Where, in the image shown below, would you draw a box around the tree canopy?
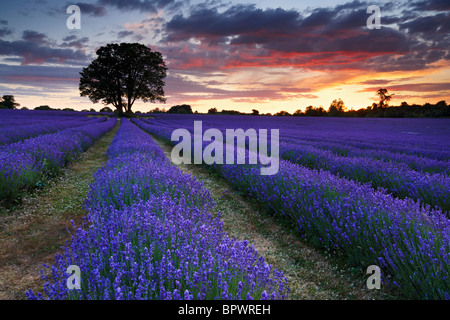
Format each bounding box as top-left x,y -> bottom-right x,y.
328,98 -> 346,116
376,88 -> 393,108
79,43 -> 167,115
0,95 -> 20,109
34,105 -> 52,111
167,104 -> 193,114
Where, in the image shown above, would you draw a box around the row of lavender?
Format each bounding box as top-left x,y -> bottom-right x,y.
140,115 -> 450,213
280,135 -> 450,175
0,109 -> 98,128
138,115 -> 450,172
0,117 -> 116,202
26,119 -> 289,300
140,115 -> 450,161
0,116 -> 106,146
279,142 -> 450,212
132,116 -> 450,299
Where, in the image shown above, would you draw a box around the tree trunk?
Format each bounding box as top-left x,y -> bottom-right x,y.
126,95 -> 133,114
116,102 -> 124,116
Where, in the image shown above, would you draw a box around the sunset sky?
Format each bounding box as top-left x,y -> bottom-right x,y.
0,0 -> 449,114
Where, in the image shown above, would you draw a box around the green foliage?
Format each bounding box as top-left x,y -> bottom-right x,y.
305,105 -> 326,116
34,105 -> 52,111
376,88 -> 393,108
274,110 -> 291,116
0,95 -> 20,109
167,104 -> 193,114
328,98 -> 346,117
79,42 -> 167,115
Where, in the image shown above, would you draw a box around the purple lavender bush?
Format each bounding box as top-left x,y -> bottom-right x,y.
0,117 -> 106,146
230,160 -> 450,298
0,117 -> 116,202
26,119 -> 289,300
137,115 -> 450,299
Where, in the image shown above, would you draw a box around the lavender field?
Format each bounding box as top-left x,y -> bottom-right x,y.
2,110 -> 450,300
133,114 -> 450,299
0,110 -> 116,203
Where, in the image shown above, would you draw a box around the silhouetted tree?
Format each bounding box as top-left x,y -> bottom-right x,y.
305,105 -> 326,116
328,98 -> 346,116
35,105 -> 52,110
79,43 -> 167,115
149,107 -> 164,113
208,108 -> 217,114
220,110 -> 242,115
436,100 -> 447,108
0,95 -> 20,109
252,109 -> 259,115
376,88 -> 393,108
167,104 -> 193,114
275,110 -> 291,116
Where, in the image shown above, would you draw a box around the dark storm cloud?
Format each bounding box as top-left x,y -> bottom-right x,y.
63,35 -> 77,42
0,19 -> 12,38
165,2 -> 410,53
161,1 -> 449,72
22,30 -> 49,43
61,36 -> 90,49
165,4 -> 301,43
0,63 -> 81,88
399,12 -> 450,35
165,3 -> 395,52
64,2 -> 107,17
97,0 -> 183,13
411,0 -> 450,11
117,30 -> 134,38
74,2 -> 107,16
333,0 -> 369,11
0,28 -> 12,38
0,39 -> 89,65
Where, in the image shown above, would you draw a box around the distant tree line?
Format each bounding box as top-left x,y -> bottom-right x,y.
33,105 -> 94,112
167,104 -> 193,114
200,100 -> 449,118
268,101 -> 449,118
269,100 -> 449,118
2,88 -> 449,118
201,89 -> 450,118
0,95 -> 20,109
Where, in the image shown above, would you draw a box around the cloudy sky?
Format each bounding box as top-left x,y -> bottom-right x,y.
0,0 -> 449,113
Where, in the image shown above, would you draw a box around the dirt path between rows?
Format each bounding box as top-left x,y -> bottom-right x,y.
0,118 -> 392,300
0,121 -> 120,300
151,134 -> 390,300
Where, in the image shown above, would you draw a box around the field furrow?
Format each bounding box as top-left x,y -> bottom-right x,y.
0,120 -> 120,299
